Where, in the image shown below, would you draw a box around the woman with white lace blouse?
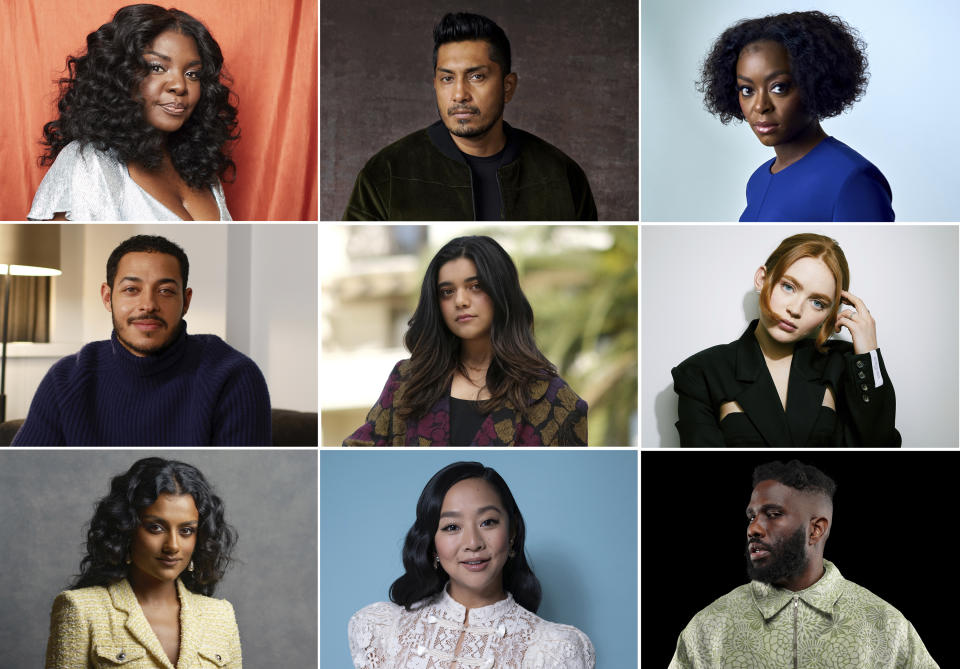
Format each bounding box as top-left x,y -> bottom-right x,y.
348,461 -> 596,669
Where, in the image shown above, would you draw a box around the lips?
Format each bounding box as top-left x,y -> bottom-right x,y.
456,314 -> 476,322
748,542 -> 771,561
159,102 -> 187,115
131,319 -> 164,331
156,556 -> 181,568
777,319 -> 797,333
753,122 -> 779,134
460,558 -> 490,571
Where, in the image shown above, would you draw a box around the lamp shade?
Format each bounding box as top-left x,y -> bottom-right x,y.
0,224 -> 62,276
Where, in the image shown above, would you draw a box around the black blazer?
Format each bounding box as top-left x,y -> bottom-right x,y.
672,320 -> 900,447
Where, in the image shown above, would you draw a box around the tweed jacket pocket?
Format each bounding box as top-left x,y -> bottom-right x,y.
93,644 -> 148,666
198,646 -> 233,667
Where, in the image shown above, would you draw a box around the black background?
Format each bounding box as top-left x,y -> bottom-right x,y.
641,450 -> 955,667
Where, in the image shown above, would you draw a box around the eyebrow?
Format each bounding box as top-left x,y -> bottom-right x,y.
439,505 -> 503,519
142,515 -> 198,525
781,273 -> 833,304
437,65 -> 490,74
736,70 -> 791,84
437,275 -> 480,287
144,51 -> 202,68
119,276 -> 180,286
746,503 -> 786,517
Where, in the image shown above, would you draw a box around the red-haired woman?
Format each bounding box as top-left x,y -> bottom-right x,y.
672,233 -> 899,447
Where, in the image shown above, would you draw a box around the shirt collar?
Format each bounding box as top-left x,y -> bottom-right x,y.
751,559 -> 845,620
432,583 -> 516,626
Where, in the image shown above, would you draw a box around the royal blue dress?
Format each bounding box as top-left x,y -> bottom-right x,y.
740,137 -> 894,222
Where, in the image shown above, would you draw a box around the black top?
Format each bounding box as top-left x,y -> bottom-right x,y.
461,149 -> 505,221
449,396 -> 489,446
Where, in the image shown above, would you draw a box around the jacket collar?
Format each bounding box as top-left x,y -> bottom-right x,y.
732,320 -> 828,446
109,578 -> 202,669
426,119 -> 522,168
750,559 -> 845,621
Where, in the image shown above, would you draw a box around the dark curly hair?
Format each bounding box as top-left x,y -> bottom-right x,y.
698,11 -> 869,124
390,461 -> 542,613
40,4 -> 239,189
71,457 -> 237,596
752,460 -> 837,502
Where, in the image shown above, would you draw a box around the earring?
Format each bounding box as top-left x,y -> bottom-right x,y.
188,561 -> 194,572
125,556 -> 131,565
433,556 -> 440,571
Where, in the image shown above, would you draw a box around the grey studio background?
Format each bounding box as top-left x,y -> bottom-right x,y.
321,0 -> 638,221
642,0 -> 960,221
0,450 -> 317,667
641,225 -> 959,447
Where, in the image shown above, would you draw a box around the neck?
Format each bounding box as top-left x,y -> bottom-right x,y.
753,320 -> 796,362
447,581 -> 507,610
778,556 -> 826,592
772,120 -> 827,171
449,118 -> 507,157
460,337 -> 493,369
128,568 -> 179,606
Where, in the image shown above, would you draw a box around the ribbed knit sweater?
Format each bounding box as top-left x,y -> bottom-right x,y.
12,322 -> 271,446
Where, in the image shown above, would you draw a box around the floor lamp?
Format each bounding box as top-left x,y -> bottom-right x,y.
0,225 -> 62,424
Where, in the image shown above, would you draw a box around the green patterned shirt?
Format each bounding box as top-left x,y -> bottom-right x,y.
669,560 -> 939,669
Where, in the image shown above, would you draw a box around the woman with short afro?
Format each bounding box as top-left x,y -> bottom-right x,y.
698,11 -> 893,222
29,4 -> 238,221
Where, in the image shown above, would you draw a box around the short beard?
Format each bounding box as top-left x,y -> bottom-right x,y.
439,100 -> 505,139
746,525 -> 808,585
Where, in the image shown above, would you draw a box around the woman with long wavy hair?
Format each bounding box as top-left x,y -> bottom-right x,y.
29,4 -> 238,221
349,461 -> 595,668
45,457 -> 242,668
344,235 -> 587,446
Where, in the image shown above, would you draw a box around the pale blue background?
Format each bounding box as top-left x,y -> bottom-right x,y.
642,0 -> 960,221
320,450 -> 638,667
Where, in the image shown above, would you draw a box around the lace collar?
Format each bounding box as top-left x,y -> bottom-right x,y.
424,585 -> 517,626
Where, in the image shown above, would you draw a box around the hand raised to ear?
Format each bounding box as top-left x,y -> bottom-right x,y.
834,290 -> 877,354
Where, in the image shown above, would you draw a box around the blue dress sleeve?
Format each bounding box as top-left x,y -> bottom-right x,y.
833,167 -> 894,221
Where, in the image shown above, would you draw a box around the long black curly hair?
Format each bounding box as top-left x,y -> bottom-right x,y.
40,4 -> 239,189
697,11 -> 869,124
389,461 -> 542,613
71,457 -> 237,596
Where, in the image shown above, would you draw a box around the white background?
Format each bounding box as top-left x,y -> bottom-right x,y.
641,225 -> 959,447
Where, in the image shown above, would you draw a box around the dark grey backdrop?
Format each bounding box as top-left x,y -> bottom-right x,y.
0,449 -> 317,667
321,1 -> 638,221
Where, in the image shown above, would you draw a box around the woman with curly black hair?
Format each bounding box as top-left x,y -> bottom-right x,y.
698,11 -> 893,221
348,461 -> 595,668
29,4 -> 238,221
45,457 -> 242,668
343,235 -> 588,446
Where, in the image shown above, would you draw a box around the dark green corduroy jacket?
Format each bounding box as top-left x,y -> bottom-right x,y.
343,121 -> 598,221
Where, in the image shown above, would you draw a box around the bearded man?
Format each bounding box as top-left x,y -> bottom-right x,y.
342,12 -> 597,221
669,460 -> 938,668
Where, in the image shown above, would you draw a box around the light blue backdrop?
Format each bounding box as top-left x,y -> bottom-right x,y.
642,0 -> 960,221
320,450 -> 638,667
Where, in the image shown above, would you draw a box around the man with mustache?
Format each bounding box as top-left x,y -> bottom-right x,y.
669,460 -> 938,669
12,235 -> 271,446
343,12 -> 597,221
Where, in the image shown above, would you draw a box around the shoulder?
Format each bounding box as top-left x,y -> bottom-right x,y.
674,339 -> 738,379
681,583 -> 755,633
185,589 -> 238,621
348,601 -> 404,654
41,340 -> 110,383
360,128 -> 435,172
533,375 -> 587,412
187,334 -> 264,374
51,585 -> 113,621
836,577 -> 912,626
522,610 -> 596,667
29,141 -> 124,220
511,128 -> 588,175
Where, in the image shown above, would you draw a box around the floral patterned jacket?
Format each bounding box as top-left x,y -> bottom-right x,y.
343,360 -> 588,446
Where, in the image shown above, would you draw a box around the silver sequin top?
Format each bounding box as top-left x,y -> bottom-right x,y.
28,140 -> 232,221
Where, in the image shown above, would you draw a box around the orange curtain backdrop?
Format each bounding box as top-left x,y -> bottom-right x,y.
0,0 -> 317,221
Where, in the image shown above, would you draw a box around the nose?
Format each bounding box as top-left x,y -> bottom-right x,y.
747,516 -> 765,540
166,70 -> 187,96
752,88 -> 773,115
139,290 -> 159,313
163,532 -> 180,553
452,77 -> 470,103
463,524 -> 484,551
455,287 -> 471,308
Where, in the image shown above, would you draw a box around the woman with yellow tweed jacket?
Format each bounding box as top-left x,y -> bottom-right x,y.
45,458 -> 242,668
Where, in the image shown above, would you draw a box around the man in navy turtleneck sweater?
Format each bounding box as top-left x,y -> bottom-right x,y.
12,235 -> 271,446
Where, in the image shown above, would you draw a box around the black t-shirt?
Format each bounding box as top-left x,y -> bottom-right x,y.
449,396 -> 489,446
461,149 -> 505,221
